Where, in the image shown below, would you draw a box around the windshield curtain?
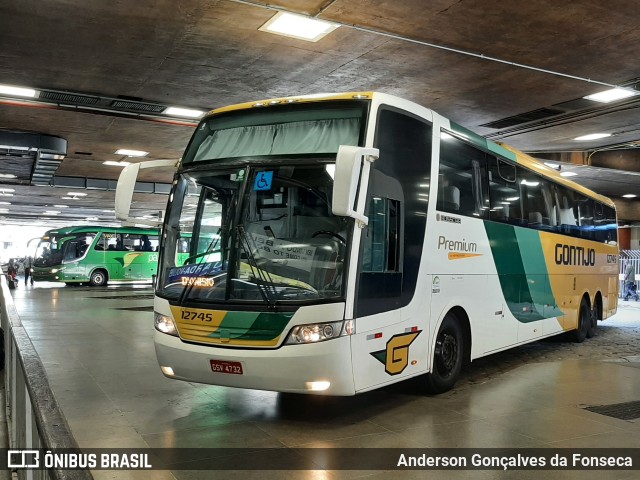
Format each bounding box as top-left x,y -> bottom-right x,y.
183,103 -> 366,164
193,118 -> 360,161
158,164 -> 349,305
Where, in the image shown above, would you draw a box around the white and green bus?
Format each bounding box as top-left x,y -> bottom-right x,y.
32,225 -> 160,286
116,92 -> 619,395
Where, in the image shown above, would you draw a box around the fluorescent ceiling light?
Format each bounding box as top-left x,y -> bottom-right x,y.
583,88 -> 638,103
623,194 -> 637,198
0,84 -> 37,98
0,188 -> 15,193
0,173 -> 17,178
574,133 -> 611,141
44,210 -> 60,215
0,201 -> 10,205
53,204 -> 69,208
259,12 -> 339,42
67,191 -> 87,197
115,149 -> 148,157
164,107 -> 204,118
103,160 -> 131,167
560,171 -> 578,177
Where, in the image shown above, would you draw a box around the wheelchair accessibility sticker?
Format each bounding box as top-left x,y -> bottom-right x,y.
254,171 -> 274,191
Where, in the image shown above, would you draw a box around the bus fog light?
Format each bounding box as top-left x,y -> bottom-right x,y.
160,366 -> 175,376
306,381 -> 330,391
285,320 -> 346,345
154,312 -> 179,337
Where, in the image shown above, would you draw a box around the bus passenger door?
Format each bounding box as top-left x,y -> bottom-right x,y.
352,190 -> 427,391
349,106 -> 433,392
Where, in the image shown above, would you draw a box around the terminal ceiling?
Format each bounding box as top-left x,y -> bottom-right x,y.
1,0 -> 640,226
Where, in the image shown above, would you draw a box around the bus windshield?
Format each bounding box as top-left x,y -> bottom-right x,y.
34,232 -> 96,267
158,163 -> 349,305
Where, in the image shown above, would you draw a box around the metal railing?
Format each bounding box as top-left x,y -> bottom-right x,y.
1,279 -> 93,480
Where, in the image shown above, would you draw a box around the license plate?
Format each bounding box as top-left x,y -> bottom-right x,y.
210,359 -> 243,375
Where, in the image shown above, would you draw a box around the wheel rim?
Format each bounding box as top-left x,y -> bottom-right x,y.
93,273 -> 104,284
435,331 -> 458,377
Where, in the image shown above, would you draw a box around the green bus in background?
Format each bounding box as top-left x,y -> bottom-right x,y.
32,226 -> 160,286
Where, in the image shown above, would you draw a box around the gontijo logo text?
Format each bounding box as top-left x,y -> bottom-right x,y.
554,244 -> 595,266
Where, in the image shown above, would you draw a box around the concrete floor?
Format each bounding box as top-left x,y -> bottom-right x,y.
6,281 -> 640,480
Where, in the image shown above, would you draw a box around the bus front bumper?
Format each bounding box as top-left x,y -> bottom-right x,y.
32,269 -> 61,282
154,332 -> 356,395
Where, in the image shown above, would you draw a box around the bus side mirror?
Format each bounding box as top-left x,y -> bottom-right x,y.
332,146 -> 379,226
115,159 -> 179,226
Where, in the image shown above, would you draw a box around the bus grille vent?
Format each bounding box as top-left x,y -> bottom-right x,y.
584,400 -> 640,420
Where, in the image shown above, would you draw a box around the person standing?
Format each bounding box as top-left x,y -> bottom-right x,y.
24,255 -> 34,286
7,259 -> 18,289
623,263 -> 638,301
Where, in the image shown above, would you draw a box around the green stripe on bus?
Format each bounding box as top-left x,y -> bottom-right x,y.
486,142 -> 517,162
209,311 -> 292,341
514,228 -> 563,318
484,222 -> 546,322
236,312 -> 294,341
208,311 -> 259,339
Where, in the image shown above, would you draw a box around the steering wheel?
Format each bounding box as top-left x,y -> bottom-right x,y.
312,231 -> 346,245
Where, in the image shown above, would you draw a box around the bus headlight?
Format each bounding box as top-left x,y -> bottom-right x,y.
285,320 -> 354,345
154,312 -> 179,337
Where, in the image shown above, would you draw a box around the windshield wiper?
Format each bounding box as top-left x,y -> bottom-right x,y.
236,225 -> 277,307
182,229 -> 221,266
178,229 -> 223,304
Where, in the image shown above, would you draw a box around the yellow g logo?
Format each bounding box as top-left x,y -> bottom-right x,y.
371,331 -> 421,375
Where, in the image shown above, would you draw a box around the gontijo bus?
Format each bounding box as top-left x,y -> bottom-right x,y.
116,92 -> 618,395
32,225 -> 160,286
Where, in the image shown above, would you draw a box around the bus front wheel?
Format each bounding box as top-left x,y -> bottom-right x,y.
425,312 -> 463,394
89,269 -> 107,287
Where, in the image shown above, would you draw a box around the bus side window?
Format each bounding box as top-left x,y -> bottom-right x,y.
594,202 -> 617,244
362,197 -> 400,273
519,167 -> 556,230
437,133 -> 488,218
554,185 -> 580,237
578,198 -> 595,240
488,158 -> 522,225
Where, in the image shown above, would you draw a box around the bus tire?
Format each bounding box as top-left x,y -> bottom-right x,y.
425,312 -> 463,394
570,298 -> 589,343
89,269 -> 107,287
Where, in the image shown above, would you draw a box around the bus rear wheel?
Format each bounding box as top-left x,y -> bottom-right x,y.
89,269 -> 107,287
570,298 -> 589,343
425,312 -> 463,394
